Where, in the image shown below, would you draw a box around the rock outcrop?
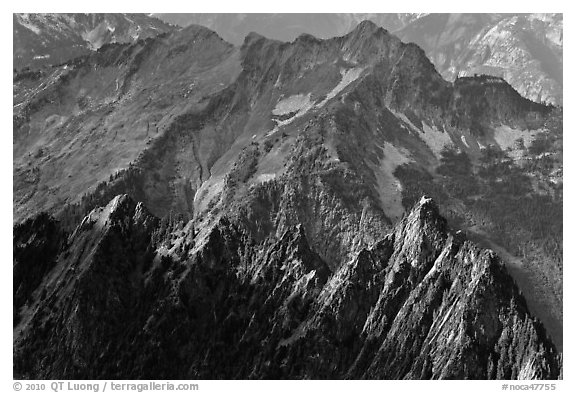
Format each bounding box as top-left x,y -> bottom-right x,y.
13,196 -> 561,379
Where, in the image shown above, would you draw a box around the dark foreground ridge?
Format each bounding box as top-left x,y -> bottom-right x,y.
13,195 -> 561,379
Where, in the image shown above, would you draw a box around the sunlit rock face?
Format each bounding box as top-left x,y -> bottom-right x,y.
13,194 -> 561,379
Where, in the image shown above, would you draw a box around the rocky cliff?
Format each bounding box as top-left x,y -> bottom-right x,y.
13,195 -> 561,379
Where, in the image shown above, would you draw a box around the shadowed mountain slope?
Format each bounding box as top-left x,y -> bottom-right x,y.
13,195 -> 561,379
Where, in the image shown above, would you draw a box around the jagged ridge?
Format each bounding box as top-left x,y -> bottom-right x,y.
13,195 -> 561,379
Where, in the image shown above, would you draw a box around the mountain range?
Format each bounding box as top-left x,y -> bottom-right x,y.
13,13 -> 174,70
154,13 -> 563,105
15,13 -> 562,105
13,16 -> 562,379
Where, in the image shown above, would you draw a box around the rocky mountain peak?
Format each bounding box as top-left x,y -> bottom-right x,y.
13,192 -> 561,379
416,194 -> 436,210
294,32 -> 322,44
395,196 -> 447,247
243,31 -> 266,45
177,23 -> 225,42
337,19 -> 403,64
73,194 -> 157,240
350,19 -> 384,37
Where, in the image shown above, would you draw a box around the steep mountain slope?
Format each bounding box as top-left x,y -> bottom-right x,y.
395,13 -> 563,105
14,24 -> 242,223
13,20 -> 551,226
13,195 -> 561,379
13,13 -> 176,70
13,21 -> 562,378
393,109 -> 563,351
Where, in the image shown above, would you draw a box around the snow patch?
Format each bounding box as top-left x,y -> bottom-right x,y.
268,93 -> 315,136
274,74 -> 282,88
391,110 -> 420,134
493,125 -> 540,151
255,173 -> 276,183
419,122 -> 453,157
372,143 -> 413,222
316,67 -> 364,108
193,178 -> 224,213
17,15 -> 41,34
493,125 -> 542,160
272,93 -> 313,116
